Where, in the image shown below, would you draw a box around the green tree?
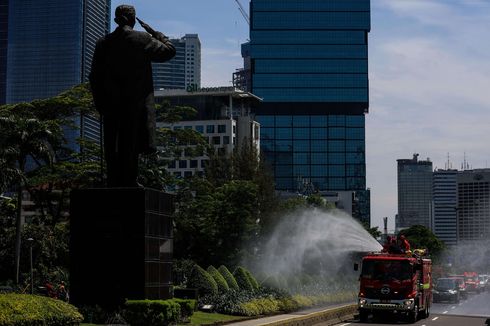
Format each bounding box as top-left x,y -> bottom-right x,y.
398,225 -> 445,259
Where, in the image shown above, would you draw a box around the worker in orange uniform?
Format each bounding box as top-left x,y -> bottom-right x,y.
397,235 -> 411,253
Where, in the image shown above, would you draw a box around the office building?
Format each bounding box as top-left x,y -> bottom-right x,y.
4,0 -> 110,149
396,154 -> 433,230
433,169 -> 458,246
153,34 -> 201,90
0,0 -> 7,105
247,0 -> 371,222
457,169 -> 490,242
155,87 -> 261,178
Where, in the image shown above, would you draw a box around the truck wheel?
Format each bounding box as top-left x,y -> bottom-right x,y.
359,309 -> 369,323
420,303 -> 429,319
408,305 -> 418,323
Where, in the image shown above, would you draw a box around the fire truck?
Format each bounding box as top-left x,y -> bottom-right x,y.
355,250 -> 432,323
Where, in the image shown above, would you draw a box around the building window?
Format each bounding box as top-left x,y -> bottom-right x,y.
223,136 -> 230,145
184,126 -> 192,130
174,172 -> 182,178
218,147 -> 227,155
201,160 -> 208,168
179,160 -> 187,168
206,125 -> 215,133
168,161 -> 176,169
190,160 -> 198,168
218,124 -> 226,133
212,136 -> 221,145
233,125 -> 236,134
195,125 -> 204,133
184,171 -> 193,178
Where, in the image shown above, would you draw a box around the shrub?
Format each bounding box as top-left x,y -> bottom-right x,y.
0,294 -> 83,326
77,304 -> 111,324
187,265 -> 218,296
123,300 -> 180,326
218,265 -> 239,290
207,266 -> 230,293
244,269 -> 259,290
171,298 -> 196,320
233,267 -> 254,291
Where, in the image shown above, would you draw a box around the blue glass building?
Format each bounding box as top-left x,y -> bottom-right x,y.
0,0 -> 8,105
248,0 -> 370,221
4,0 -> 110,149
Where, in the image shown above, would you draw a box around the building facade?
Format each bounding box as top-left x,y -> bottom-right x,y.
457,169 -> 490,242
155,87 -> 261,178
396,154 -> 433,231
433,169 -> 458,246
5,0 -> 110,103
247,0 -> 371,222
152,34 -> 201,90
0,0 -> 8,105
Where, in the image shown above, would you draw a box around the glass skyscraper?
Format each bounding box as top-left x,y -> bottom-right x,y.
0,0 -> 9,105
4,0 -> 110,150
5,0 -> 110,103
152,34 -> 201,90
248,0 -> 370,220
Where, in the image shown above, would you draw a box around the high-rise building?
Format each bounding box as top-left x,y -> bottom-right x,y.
6,0 -> 110,103
457,169 -> 490,242
396,154 -> 433,231
152,34 -> 201,90
247,0 -> 370,221
0,0 -> 8,105
4,0 -> 110,149
433,169 -> 458,246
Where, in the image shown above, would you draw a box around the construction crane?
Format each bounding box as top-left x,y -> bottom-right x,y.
234,0 -> 250,25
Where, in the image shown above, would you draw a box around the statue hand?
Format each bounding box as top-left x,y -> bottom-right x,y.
136,17 -> 156,35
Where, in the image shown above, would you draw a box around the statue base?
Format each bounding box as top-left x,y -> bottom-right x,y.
70,187 -> 174,306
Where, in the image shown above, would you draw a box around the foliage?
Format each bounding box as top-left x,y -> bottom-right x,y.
171,298 -> 196,319
243,269 -> 259,291
186,311 -> 244,325
186,265 -> 218,297
217,265 -> 239,291
172,259 -> 196,286
362,222 -> 382,240
233,267 -> 255,292
206,266 -> 229,293
123,299 -> 181,326
398,225 -> 446,259
0,294 -> 83,326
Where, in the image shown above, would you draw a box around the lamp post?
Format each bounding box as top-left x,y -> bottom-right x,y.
27,238 -> 34,294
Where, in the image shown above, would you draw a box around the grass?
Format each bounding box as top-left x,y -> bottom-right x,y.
181,311 -> 246,325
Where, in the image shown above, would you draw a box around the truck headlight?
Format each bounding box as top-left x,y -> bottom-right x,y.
404,299 -> 413,306
359,298 -> 367,306
449,290 -> 457,294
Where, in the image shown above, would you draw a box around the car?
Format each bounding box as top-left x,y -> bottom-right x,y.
447,276 -> 467,299
479,275 -> 489,292
433,278 -> 460,303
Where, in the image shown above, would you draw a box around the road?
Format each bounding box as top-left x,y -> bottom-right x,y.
327,290 -> 490,325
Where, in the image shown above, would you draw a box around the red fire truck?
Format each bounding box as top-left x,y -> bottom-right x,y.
356,251 -> 432,323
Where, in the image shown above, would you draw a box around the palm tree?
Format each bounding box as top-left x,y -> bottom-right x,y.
0,113 -> 61,284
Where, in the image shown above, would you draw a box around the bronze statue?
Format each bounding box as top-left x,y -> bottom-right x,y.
89,5 -> 176,187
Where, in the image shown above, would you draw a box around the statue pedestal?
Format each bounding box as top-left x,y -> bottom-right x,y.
70,188 -> 174,306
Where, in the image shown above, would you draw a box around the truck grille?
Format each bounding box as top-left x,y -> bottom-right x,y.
365,288 -> 409,300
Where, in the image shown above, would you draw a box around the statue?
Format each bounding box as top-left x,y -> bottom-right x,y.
89,5 -> 176,187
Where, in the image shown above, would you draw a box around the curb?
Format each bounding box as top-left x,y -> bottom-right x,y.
254,304 -> 357,326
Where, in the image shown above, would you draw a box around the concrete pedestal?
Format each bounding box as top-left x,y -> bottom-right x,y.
70,188 -> 173,306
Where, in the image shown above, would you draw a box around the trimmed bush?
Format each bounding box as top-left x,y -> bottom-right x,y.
0,294 -> 83,326
233,267 -> 254,291
207,266 -> 230,293
187,265 -> 218,296
123,300 -> 180,326
244,269 -> 259,290
218,265 -> 239,290
171,298 -> 196,319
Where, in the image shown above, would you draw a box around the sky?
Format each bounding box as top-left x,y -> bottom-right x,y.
110,0 -> 490,231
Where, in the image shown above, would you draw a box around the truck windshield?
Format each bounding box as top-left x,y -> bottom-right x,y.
361,260 -> 412,281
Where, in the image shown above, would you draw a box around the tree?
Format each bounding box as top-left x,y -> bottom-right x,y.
398,225 -> 445,260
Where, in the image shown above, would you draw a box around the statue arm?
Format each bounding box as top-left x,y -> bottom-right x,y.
143,33 -> 176,63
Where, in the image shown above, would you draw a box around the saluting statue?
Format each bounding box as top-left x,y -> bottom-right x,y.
89,5 -> 176,187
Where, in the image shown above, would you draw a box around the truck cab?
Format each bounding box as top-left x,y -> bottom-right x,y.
357,252 -> 432,323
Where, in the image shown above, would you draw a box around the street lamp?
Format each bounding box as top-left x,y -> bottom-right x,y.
26,238 -> 34,294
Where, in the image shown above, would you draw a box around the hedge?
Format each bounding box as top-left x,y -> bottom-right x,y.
207,266 -> 230,293
244,269 -> 259,290
233,267 -> 254,291
123,300 -> 179,326
187,265 -> 218,296
218,265 -> 239,290
0,294 -> 83,326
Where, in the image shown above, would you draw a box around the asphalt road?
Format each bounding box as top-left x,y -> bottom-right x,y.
327,290 -> 490,325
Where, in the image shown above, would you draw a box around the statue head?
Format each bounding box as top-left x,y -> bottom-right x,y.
114,5 -> 136,28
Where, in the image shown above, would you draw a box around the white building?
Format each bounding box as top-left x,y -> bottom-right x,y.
155,87 -> 261,178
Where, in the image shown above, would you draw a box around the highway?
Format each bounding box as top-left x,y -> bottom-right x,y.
328,290 -> 490,325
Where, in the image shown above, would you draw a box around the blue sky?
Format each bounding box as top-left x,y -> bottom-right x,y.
111,0 -> 490,231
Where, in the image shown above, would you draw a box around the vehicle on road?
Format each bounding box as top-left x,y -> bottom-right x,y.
478,275 -> 489,291
463,272 -> 481,293
356,249 -> 432,324
433,278 -> 460,303
447,276 -> 468,299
